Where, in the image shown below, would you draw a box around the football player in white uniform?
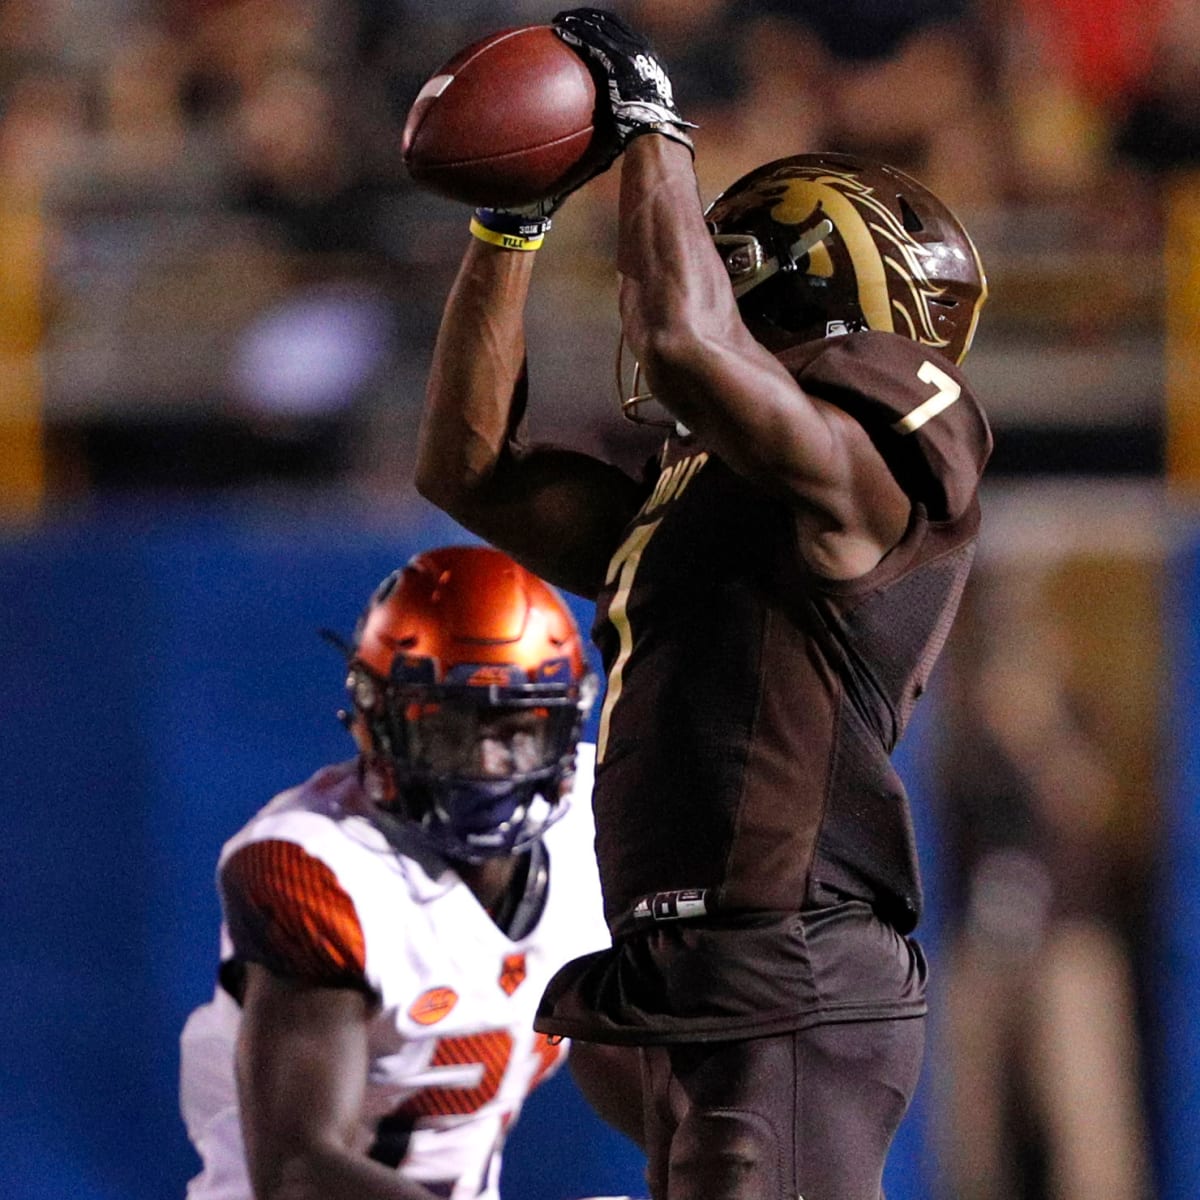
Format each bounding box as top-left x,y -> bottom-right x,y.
180,545 -> 639,1200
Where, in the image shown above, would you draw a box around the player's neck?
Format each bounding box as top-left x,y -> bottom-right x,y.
457,855 -> 523,920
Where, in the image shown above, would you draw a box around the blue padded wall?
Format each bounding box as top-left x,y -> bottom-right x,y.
0,498 -> 948,1200
1156,535 -> 1200,1200
0,498 -> 638,1200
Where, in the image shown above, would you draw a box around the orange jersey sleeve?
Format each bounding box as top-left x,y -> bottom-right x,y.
219,839 -> 369,989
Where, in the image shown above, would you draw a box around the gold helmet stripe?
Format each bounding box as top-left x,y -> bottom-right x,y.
955,230 -> 989,364
770,180 -> 896,334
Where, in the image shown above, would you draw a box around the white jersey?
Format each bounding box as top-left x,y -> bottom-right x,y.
180,746 -> 607,1200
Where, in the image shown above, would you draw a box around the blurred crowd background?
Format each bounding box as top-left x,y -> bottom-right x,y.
1,2 -> 1198,1200
1,0 -> 1196,499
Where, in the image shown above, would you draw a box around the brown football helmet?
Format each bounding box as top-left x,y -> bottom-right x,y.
346,545 -> 595,861
621,152 -> 987,425
706,152 -> 987,364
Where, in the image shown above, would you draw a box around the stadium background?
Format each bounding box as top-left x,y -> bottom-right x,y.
0,1 -> 1197,1198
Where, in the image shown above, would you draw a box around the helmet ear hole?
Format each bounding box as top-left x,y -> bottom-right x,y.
898,195 -> 924,233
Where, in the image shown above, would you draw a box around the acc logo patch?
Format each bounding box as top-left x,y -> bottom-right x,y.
498,953 -> 527,996
408,986 -> 458,1025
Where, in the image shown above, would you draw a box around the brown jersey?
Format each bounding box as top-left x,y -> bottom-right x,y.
536,332 -> 990,1043
535,336 -> 984,1041
590,331 -> 990,939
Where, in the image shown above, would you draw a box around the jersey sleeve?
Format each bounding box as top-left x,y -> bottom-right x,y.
219,838 -> 370,991
788,332 -> 992,521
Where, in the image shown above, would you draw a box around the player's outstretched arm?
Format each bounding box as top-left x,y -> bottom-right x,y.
236,964 -> 442,1200
550,8 -> 909,578
415,237 -> 646,599
616,136 -> 911,580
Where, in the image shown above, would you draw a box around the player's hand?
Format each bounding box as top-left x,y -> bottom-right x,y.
472,119 -> 626,236
470,173 -> 609,248
553,7 -> 696,154
483,174 -> 600,223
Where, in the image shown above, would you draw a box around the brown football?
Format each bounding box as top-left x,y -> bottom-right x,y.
401,25 -> 611,208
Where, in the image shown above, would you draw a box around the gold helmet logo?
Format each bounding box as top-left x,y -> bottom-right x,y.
772,167 -> 952,350
620,155 -> 988,424
707,154 -> 988,366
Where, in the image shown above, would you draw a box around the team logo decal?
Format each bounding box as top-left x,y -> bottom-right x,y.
765,165 -> 950,353
408,986 -> 459,1025
632,888 -> 709,922
498,952 -> 527,996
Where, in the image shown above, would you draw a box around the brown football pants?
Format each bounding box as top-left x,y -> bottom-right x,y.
641,1017 -> 925,1200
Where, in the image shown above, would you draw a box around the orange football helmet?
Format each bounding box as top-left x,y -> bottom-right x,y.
345,545 -> 596,861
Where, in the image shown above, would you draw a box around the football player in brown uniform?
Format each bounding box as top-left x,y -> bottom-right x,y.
415,9 -> 991,1200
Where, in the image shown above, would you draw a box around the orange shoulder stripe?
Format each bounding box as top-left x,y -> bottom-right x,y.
221,839 -> 367,981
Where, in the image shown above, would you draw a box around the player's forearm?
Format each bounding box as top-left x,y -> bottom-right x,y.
613,134 -> 790,451
614,136 -> 823,469
414,239 -> 536,517
616,135 -> 736,369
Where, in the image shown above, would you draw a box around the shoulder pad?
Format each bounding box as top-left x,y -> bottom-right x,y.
220,838 -> 369,988
783,333 -> 991,520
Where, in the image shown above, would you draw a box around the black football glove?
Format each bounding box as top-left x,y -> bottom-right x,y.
553,7 -> 696,154
471,156 -> 617,243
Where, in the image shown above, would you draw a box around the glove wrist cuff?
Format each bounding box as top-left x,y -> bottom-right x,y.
471,208 -> 552,250
626,123 -> 695,156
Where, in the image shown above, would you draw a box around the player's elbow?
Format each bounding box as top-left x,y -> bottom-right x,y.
414,458 -> 458,512
635,315 -> 731,424
414,456 -> 487,526
621,267 -> 732,367
637,319 -> 709,386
